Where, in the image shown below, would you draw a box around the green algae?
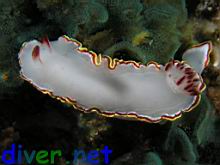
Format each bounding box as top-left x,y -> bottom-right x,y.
144,152 -> 163,165
96,0 -> 188,64
192,94 -> 216,146
164,126 -> 196,163
0,1 -> 220,164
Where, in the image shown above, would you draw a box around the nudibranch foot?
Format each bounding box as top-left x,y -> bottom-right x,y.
18,36 -> 212,123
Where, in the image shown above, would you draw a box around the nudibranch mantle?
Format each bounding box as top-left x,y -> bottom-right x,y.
18,36 -> 212,123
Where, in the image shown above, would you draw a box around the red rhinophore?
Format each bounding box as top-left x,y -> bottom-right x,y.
32,45 -> 40,60
40,37 -> 51,48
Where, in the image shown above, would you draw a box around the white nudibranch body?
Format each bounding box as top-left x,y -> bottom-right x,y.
18,36 -> 212,122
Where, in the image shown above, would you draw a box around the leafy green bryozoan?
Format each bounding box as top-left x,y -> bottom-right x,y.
1,1 -> 220,164
141,0 -> 187,63
95,0 -> 187,64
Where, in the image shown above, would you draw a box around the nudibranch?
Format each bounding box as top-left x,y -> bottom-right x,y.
18,36 -> 212,123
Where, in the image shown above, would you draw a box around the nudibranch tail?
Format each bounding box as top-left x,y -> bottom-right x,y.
182,42 -> 212,74
18,36 -> 211,123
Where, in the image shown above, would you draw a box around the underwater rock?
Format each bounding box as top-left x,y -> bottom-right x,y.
15,103 -> 80,155
212,42 -> 220,68
197,142 -> 219,164
181,10 -> 220,68
77,113 -> 111,146
194,18 -> 220,68
0,0 -> 27,37
0,36 -> 23,96
36,0 -> 63,9
18,36 -> 210,122
196,0 -> 220,18
208,86 -> 220,115
36,0 -> 79,36
0,127 -> 19,153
